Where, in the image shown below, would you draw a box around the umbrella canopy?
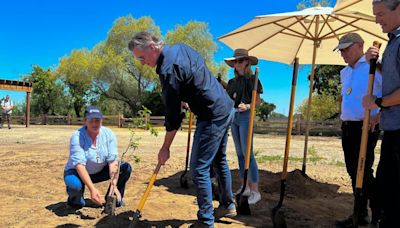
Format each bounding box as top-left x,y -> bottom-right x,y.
218,3 -> 387,175
334,0 -> 373,16
218,6 -> 386,65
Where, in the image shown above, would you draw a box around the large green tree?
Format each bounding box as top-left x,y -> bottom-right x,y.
256,100 -> 276,121
165,21 -> 229,80
25,65 -> 68,115
312,65 -> 343,98
58,49 -> 93,117
53,16 -> 233,116
91,17 -> 228,115
296,91 -> 339,120
90,15 -> 161,115
296,65 -> 343,119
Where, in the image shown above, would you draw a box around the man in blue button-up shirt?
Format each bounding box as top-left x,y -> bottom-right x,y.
363,0 -> 400,226
129,32 -> 235,227
64,106 -> 132,210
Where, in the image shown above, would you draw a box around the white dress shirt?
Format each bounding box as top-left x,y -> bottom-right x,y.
340,55 -> 382,121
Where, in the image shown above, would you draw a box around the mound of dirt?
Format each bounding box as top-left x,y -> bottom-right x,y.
267,169 -> 340,199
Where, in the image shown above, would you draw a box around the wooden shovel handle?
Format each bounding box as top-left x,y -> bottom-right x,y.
136,162 -> 162,211
244,67 -> 259,170
355,41 -> 381,189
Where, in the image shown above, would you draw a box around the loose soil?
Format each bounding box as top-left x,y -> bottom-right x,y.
0,125 -> 381,227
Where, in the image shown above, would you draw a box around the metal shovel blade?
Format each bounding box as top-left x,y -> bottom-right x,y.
236,194 -> 251,215
180,175 -> 189,189
104,195 -> 116,216
272,207 -> 287,228
129,210 -> 142,228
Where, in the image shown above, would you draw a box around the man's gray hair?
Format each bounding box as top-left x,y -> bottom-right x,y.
128,31 -> 163,50
373,0 -> 400,10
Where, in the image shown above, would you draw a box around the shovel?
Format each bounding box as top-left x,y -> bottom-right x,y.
105,137 -> 134,216
352,41 -> 381,228
235,67 -> 259,215
129,162 -> 162,228
104,184 -> 117,216
272,58 -> 299,228
105,162 -> 121,216
180,112 -> 193,189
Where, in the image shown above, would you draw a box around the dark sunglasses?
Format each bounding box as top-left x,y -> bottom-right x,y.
233,58 -> 247,64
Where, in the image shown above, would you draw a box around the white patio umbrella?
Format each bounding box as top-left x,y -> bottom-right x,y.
218,3 -> 387,175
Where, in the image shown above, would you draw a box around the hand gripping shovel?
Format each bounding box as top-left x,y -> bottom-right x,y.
236,67 -> 259,215
352,41 -> 381,228
129,162 -> 162,228
272,58 -> 299,228
180,111 -> 193,189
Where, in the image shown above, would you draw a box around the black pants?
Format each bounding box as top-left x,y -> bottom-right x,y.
341,121 -> 380,217
377,129 -> 400,227
0,113 -> 11,128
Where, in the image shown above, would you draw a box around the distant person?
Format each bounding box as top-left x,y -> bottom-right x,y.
224,49 -> 263,205
362,0 -> 400,227
1,95 -> 13,129
63,105 -> 132,210
333,33 -> 382,227
129,31 -> 236,228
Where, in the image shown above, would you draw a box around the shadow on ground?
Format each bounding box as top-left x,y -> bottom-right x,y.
95,211 -> 196,228
153,168 -> 352,227
46,199 -> 102,219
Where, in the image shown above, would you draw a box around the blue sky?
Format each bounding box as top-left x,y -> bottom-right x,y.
0,0 -> 329,115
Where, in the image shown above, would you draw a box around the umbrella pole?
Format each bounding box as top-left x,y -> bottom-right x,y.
302,17 -> 320,176
301,41 -> 318,176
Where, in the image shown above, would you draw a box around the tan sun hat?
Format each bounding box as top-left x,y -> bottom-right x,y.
333,32 -> 364,51
224,49 -> 259,67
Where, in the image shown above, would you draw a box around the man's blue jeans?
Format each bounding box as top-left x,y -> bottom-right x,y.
64,162 -> 132,207
231,110 -> 259,183
190,109 -> 235,227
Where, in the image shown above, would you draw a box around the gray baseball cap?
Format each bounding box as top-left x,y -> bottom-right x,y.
333,33 -> 364,51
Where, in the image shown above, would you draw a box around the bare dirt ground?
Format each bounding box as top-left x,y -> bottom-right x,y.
0,125 -> 381,228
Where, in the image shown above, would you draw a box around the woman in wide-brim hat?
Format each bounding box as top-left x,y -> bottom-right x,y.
224,48 -> 263,205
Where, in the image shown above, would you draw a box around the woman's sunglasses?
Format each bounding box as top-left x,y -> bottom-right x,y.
233,58 -> 247,64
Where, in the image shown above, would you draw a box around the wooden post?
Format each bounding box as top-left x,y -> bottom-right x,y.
119,114 -> 124,128
145,114 -> 149,130
296,116 -> 301,135
25,92 -> 30,127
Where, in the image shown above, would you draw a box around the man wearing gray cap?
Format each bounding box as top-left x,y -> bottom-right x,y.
334,33 -> 382,227
363,0 -> 400,227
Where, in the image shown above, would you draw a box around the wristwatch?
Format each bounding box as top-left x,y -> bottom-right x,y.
374,97 -> 386,109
